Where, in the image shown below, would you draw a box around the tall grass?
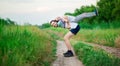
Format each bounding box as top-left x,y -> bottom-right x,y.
74,42 -> 120,66
0,25 -> 56,66
73,28 -> 120,47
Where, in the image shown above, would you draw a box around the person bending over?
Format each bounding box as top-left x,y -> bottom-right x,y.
50,9 -> 98,57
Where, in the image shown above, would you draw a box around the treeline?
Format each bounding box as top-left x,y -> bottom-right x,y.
65,0 -> 120,23
0,18 -> 16,25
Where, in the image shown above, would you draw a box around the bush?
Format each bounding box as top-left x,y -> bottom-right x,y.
40,23 -> 51,29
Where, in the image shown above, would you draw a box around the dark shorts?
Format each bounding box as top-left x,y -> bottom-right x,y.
70,25 -> 80,35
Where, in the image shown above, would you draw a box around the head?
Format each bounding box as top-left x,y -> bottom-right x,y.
50,20 -> 58,27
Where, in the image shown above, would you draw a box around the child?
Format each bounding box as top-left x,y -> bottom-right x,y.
50,9 -> 98,57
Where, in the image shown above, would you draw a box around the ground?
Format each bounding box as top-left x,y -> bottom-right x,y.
52,40 -> 84,66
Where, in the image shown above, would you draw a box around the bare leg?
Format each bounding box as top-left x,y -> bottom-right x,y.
64,31 -> 74,50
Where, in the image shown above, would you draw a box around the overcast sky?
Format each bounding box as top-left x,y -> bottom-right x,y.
0,0 -> 98,25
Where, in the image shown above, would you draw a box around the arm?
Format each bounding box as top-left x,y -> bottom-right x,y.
62,16 -> 71,29
55,16 -> 68,23
55,17 -> 61,21
55,16 -> 71,29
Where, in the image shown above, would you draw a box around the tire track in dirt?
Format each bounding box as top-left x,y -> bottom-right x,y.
82,42 -> 120,58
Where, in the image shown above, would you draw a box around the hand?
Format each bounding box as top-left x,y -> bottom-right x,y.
66,25 -> 71,29
55,17 -> 61,21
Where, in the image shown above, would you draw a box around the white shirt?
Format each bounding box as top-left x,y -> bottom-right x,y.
67,16 -> 78,29
70,23 -> 78,29
57,16 -> 78,29
65,22 -> 78,29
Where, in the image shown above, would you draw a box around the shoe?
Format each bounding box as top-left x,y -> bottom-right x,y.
94,8 -> 99,16
63,50 -> 74,57
63,50 -> 72,55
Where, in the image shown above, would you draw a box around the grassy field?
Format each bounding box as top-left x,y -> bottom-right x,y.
0,25 -> 56,66
74,42 -> 120,66
73,28 -> 120,47
0,22 -> 120,66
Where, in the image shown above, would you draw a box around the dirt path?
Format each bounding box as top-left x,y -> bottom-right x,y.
82,42 -> 120,58
52,40 -> 84,66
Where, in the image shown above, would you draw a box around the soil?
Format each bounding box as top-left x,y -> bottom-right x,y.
82,42 -> 120,58
52,40 -> 84,66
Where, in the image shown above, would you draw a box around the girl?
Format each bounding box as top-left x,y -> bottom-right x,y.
50,9 -> 98,57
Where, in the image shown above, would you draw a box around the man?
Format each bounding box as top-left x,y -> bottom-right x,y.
50,9 -> 98,57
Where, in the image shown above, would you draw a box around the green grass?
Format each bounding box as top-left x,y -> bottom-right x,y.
74,42 -> 120,66
76,21 -> 120,47
0,25 -> 56,66
73,28 -> 120,47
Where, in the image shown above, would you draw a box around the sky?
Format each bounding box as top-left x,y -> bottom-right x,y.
0,0 -> 98,25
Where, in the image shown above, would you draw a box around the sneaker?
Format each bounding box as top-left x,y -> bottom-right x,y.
63,50 -> 74,57
94,8 -> 99,16
63,50 -> 72,55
